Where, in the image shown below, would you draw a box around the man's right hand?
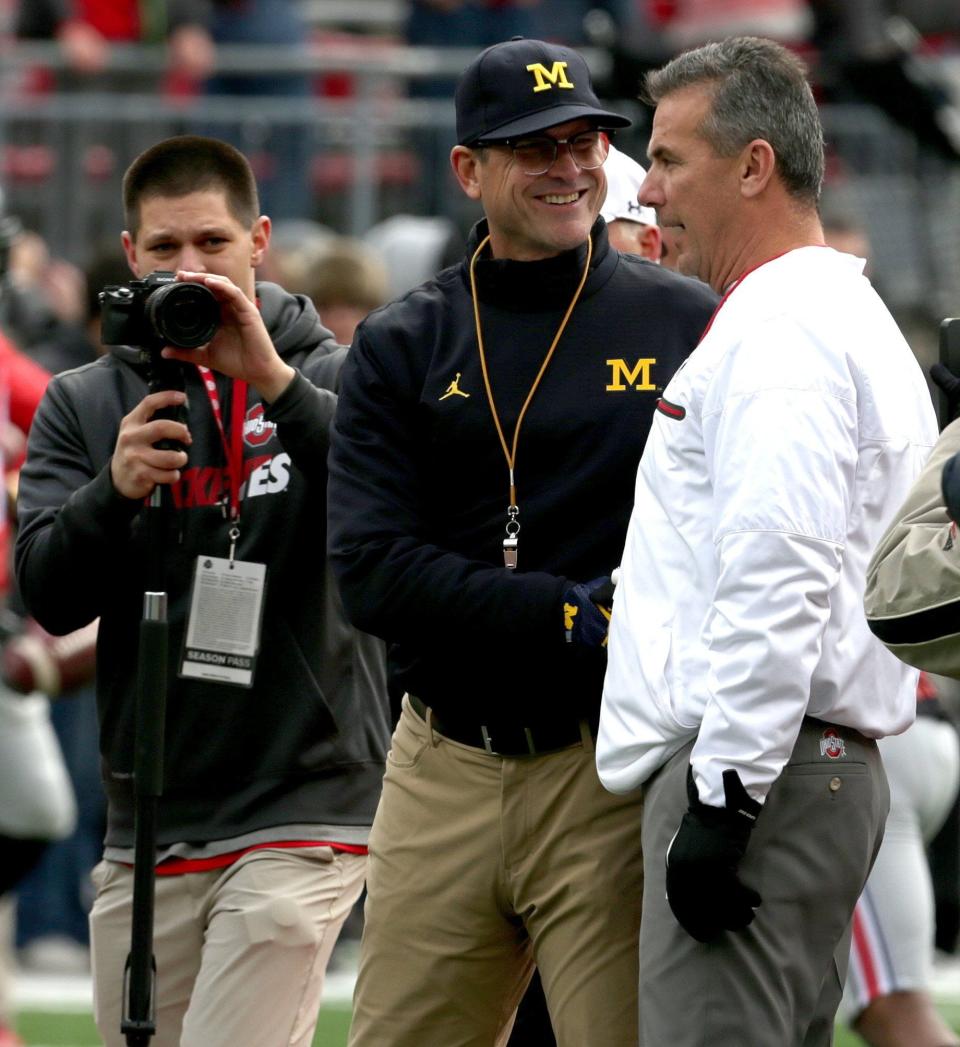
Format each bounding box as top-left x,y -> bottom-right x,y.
931,361 -> 960,427
110,390 -> 191,500
162,273 -> 296,404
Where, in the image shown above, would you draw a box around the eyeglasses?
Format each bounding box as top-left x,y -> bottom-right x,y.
482,130 -> 610,176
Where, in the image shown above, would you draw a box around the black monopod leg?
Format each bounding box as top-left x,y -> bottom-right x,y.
122,356 -> 183,1045
121,491 -> 169,1045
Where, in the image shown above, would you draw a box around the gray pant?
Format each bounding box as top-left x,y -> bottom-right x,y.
639,719 -> 889,1047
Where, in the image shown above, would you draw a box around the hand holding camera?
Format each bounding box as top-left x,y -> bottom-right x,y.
102,269 -> 296,501
161,272 -> 296,403
101,269 -> 295,403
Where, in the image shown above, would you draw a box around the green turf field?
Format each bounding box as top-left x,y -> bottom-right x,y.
12,1003 -> 960,1046
14,1003 -> 353,1046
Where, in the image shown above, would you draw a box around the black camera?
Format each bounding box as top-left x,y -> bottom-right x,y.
99,270 -> 220,350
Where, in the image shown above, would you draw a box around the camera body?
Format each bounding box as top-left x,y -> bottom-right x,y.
100,270 -> 220,351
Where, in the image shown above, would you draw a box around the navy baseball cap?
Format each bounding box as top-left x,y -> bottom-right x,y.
455,37 -> 632,147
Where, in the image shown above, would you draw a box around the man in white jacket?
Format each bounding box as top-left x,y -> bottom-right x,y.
597,35 -> 938,1046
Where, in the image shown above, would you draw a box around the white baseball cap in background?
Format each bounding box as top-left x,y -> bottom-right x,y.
601,144 -> 658,227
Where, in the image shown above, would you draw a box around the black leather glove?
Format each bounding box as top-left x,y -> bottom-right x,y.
665,766 -> 762,942
932,361 -> 960,430
931,362 -> 960,402
563,575 -> 614,647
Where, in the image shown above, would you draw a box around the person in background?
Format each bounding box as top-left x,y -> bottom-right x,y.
841,671 -> 960,1047
13,0 -> 214,82
304,237 -> 390,348
258,219 -> 335,296
0,324 -> 59,1047
600,143 -> 661,261
10,245 -> 131,979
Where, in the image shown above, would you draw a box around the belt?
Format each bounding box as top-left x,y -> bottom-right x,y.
408,694 -> 596,757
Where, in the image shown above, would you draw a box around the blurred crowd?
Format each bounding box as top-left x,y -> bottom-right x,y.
0,1 -> 958,318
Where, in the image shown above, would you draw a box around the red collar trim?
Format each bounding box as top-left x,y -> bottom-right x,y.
697,246 -> 825,345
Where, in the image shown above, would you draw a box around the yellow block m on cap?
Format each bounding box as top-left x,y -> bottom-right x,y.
526,61 -> 574,93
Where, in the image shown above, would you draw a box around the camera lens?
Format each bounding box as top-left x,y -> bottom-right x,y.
145,281 -> 220,349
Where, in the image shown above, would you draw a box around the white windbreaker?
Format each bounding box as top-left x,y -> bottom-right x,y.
597,247 -> 938,808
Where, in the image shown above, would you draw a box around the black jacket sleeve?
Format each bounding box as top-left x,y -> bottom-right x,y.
264,354 -> 341,486
327,326 -> 568,648
15,376 -> 141,635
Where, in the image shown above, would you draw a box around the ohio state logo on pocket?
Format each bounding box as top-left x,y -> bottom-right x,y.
243,404 -> 277,447
819,728 -> 846,760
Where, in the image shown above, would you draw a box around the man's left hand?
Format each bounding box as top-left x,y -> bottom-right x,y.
666,766 -> 762,942
161,272 -> 295,402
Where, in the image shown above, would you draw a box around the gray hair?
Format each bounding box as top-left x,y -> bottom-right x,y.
643,36 -> 824,204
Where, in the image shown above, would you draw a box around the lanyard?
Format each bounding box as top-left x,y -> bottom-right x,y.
197,366 -> 247,560
468,232 -> 593,569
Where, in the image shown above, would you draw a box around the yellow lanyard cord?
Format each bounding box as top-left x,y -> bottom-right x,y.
469,232 -> 593,509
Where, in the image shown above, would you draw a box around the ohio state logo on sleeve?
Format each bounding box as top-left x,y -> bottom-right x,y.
243,404 -> 277,448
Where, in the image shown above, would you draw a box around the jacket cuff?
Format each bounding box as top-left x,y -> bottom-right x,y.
65,459 -> 145,536
264,368 -> 309,417
265,369 -> 337,433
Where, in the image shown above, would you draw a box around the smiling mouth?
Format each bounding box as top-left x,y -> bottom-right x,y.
539,191 -> 585,205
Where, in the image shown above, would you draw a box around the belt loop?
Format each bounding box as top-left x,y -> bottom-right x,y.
425,705 -> 440,748
579,719 -> 594,753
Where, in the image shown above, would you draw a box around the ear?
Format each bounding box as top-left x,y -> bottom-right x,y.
451,145 -> 483,201
120,231 -> 140,278
250,215 -> 270,268
639,223 -> 663,263
740,139 -> 776,199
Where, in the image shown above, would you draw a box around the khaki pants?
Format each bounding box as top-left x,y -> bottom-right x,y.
348,697 -> 645,1047
639,722 -> 889,1047
90,845 -> 365,1047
